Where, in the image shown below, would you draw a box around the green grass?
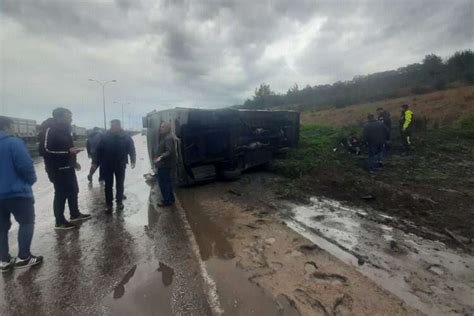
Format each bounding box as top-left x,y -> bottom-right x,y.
274,119 -> 473,183
458,114 -> 474,137
273,124 -> 358,178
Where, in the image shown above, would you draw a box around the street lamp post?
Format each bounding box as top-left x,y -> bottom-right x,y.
88,79 -> 117,129
113,101 -> 131,130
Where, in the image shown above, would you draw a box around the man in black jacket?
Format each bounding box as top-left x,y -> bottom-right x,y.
376,107 -> 392,134
376,107 -> 392,156
94,120 -> 136,213
363,114 -> 389,172
41,108 -> 91,229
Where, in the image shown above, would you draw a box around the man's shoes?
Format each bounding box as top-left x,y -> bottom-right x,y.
70,213 -> 92,222
0,257 -> 15,273
116,203 -> 124,210
122,195 -> 127,200
157,200 -> 174,207
14,255 -> 43,269
55,222 -> 76,230
87,174 -> 93,183
105,206 -> 113,214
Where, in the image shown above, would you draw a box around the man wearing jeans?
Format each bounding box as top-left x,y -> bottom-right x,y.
0,116 -> 43,272
94,120 -> 136,213
154,122 -> 177,206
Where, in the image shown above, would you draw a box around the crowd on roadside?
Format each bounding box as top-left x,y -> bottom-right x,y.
0,108 -> 177,273
342,104 -> 414,172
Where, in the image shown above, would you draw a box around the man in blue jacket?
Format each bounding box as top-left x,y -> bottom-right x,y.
0,116 -> 43,272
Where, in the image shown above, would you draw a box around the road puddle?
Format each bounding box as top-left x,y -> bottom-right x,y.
103,261 -> 175,315
284,197 -> 474,315
178,189 -> 287,315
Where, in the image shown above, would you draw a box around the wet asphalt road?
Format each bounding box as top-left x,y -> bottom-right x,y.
0,136 -> 210,315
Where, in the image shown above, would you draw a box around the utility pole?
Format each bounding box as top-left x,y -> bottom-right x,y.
88,79 -> 117,129
113,101 -> 130,130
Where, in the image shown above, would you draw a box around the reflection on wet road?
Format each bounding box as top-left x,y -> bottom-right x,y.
0,136 -> 210,315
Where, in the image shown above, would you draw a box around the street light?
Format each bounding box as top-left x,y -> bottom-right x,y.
113,101 -> 131,130
88,79 -> 117,129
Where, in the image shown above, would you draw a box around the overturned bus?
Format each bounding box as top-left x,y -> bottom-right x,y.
143,108 -> 300,185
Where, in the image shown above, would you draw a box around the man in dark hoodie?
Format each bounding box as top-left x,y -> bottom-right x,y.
0,116 -> 43,272
93,120 -> 136,213
41,108 -> 91,229
363,114 -> 389,172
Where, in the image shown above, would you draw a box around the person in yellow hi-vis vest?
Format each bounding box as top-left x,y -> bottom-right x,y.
399,104 -> 413,155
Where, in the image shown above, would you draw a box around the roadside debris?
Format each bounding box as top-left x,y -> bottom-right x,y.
304,261 -> 318,274
361,194 -> 376,201
228,189 -> 242,196
444,228 -> 470,251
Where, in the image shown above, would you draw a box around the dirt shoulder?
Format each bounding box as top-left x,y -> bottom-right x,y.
177,175 -> 422,316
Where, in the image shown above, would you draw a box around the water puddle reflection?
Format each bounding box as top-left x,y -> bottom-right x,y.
104,261 -> 175,315
178,189 -> 284,315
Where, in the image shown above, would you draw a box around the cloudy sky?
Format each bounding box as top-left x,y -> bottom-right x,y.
1,0 -> 472,128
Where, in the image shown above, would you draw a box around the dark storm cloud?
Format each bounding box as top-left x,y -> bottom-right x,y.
1,0 -> 472,125
1,0 -> 148,41
296,0 -> 473,82
115,0 -> 142,11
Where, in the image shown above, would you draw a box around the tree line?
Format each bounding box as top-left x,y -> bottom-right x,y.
236,50 -> 474,110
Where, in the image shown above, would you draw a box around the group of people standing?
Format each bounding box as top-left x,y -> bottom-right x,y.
0,108 -> 177,273
363,104 -> 414,171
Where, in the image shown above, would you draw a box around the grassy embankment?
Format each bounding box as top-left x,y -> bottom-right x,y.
273,86 -> 474,241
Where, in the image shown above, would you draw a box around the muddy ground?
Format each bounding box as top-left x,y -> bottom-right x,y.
280,156 -> 474,248
177,171 -> 474,315
179,175 -> 422,315
274,125 -> 474,248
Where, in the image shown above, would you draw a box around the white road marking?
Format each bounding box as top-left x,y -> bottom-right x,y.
174,198 -> 224,315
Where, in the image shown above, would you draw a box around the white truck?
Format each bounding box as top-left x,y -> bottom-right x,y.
71,125 -> 87,140
8,117 -> 38,142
